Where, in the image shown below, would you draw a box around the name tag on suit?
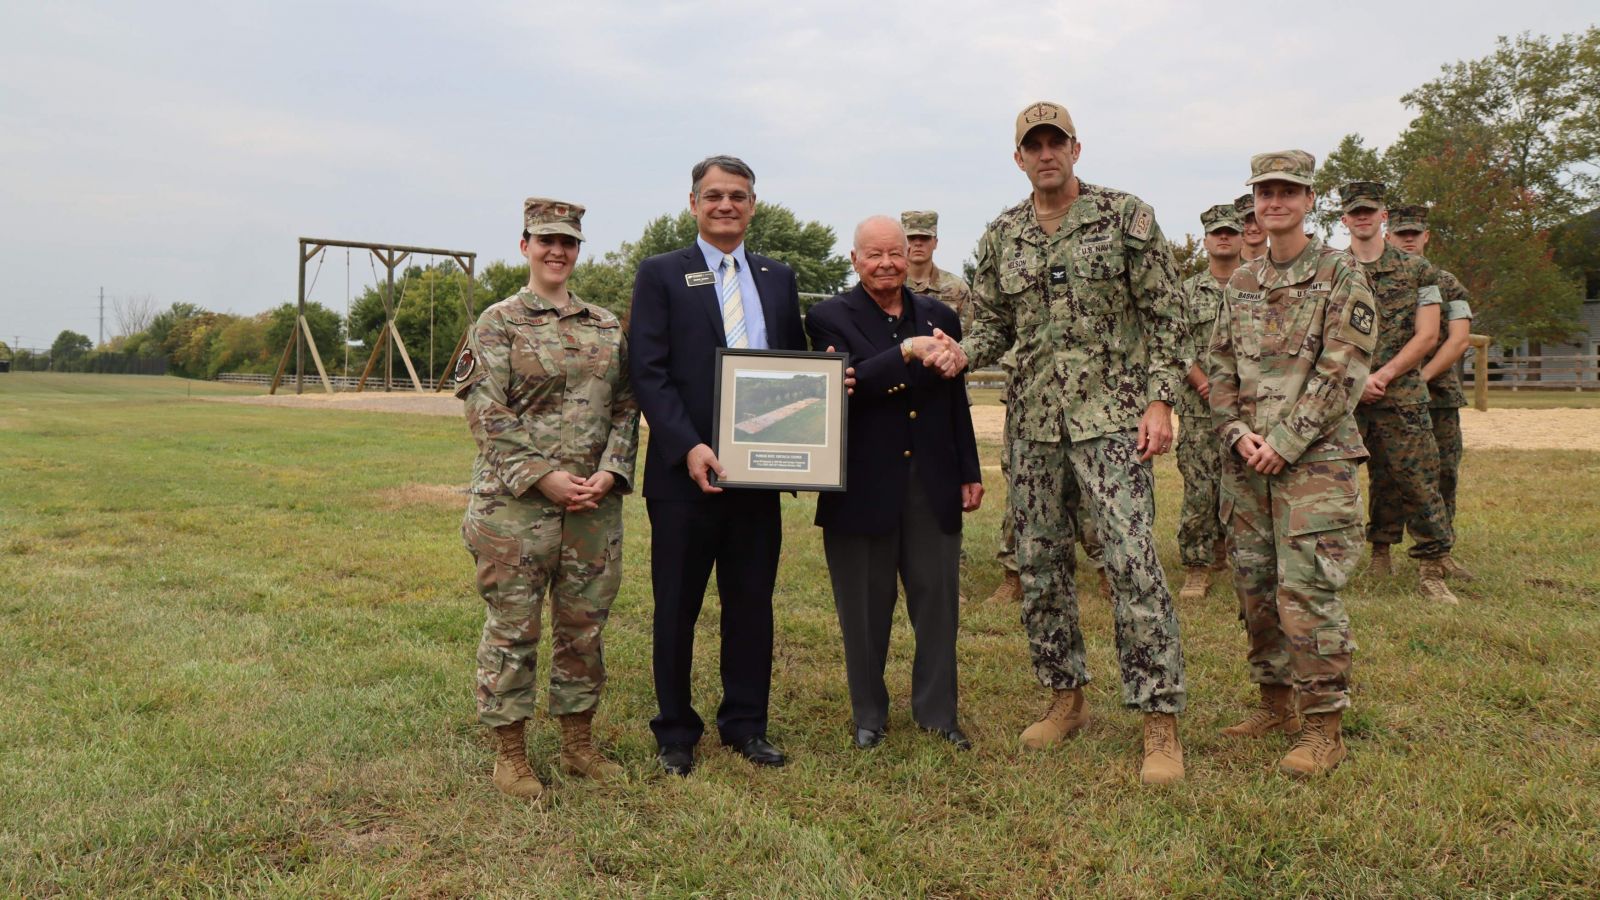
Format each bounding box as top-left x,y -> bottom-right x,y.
685,271 -> 716,287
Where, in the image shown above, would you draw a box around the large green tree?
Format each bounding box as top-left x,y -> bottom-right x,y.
50,330 -> 92,362
1310,28 -> 1596,345
266,301 -> 346,375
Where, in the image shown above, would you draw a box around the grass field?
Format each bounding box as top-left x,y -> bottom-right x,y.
3,372 -> 1598,896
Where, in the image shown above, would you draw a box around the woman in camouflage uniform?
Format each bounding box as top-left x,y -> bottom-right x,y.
454,198 -> 639,801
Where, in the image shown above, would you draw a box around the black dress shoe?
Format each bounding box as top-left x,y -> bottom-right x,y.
730,735 -> 786,767
923,726 -> 973,751
854,726 -> 886,750
658,744 -> 695,776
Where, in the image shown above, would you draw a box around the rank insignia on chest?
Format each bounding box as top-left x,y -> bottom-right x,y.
454,348 -> 476,383
1264,312 -> 1283,336
1049,265 -> 1068,285
1350,301 -> 1375,335
685,271 -> 716,287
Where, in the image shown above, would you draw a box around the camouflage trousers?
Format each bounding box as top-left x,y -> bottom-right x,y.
998,410 -> 1103,576
1221,456 -> 1361,715
462,492 -> 623,727
1411,406 -> 1463,536
1176,415 -> 1226,569
1357,404 -> 1452,559
1012,432 -> 1185,713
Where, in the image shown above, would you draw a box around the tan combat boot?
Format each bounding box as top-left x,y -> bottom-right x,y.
1368,543 -> 1393,577
1418,559 -> 1461,605
1177,567 -> 1211,602
1220,684 -> 1301,738
986,571 -> 1022,604
1439,554 -> 1475,582
491,722 -> 545,801
1279,711 -> 1346,778
1019,688 -> 1089,750
559,710 -> 626,782
1140,712 -> 1185,785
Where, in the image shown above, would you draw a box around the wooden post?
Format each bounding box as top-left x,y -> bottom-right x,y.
1468,333 -> 1491,411
295,240 -> 306,395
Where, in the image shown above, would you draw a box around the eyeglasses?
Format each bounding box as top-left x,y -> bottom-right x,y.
698,191 -> 752,205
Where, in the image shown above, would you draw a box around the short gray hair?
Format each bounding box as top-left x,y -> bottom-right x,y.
691,155 -> 756,195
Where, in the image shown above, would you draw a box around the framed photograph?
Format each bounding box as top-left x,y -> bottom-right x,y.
711,348 -> 849,491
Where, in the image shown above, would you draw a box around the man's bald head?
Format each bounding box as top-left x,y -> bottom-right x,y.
853,215 -> 908,253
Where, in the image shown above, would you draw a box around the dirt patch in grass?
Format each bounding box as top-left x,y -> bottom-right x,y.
968,405 -> 1600,451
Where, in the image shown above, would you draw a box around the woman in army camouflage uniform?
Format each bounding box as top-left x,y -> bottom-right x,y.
453,197 -> 639,801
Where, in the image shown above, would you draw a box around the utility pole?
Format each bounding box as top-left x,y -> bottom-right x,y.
99,287 -> 105,347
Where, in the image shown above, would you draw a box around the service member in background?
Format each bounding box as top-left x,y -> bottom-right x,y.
903,210 -> 978,330
1340,182 -> 1461,605
1387,205 -> 1475,582
951,99 -> 1189,785
1208,151 -> 1375,778
1235,193 -> 1268,262
457,198 -> 639,801
1174,204 -> 1242,601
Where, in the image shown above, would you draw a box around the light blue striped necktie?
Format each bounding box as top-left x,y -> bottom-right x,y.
720,253 -> 748,349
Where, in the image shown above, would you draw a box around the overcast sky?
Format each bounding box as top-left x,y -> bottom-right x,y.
2,1 -> 1594,351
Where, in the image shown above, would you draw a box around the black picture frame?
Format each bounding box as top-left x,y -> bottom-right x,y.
711,348 -> 849,491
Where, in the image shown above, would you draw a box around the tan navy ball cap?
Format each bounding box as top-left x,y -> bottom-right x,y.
901,210 -> 939,237
523,197 -> 585,241
1201,204 -> 1245,234
1015,100 -> 1075,147
1388,205 -> 1429,233
1245,150 -> 1316,187
1339,181 -> 1387,214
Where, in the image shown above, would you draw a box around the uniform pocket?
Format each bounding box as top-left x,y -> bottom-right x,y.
1313,624 -> 1356,656
1284,486 -> 1362,537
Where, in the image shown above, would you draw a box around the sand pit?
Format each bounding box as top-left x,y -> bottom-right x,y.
207,391 -> 1600,452
967,405 -> 1600,452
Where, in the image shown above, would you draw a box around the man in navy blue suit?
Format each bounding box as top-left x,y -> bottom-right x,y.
627,156 -> 808,775
805,215 -> 983,751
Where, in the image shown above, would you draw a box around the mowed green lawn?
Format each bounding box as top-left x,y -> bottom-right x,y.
2,373 -> 1597,896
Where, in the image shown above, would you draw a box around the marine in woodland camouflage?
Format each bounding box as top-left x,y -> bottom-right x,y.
1351,244 -> 1452,558
456,288 -> 639,725
1208,237 -> 1375,714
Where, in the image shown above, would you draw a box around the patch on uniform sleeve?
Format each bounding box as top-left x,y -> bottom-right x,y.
1349,301 -> 1375,336
1129,205 -> 1154,241
454,348 -> 476,383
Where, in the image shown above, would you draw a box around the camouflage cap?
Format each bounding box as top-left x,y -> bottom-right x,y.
1388,204 -> 1429,233
1201,204 -> 1244,234
1339,181 -> 1386,214
1245,150 -> 1316,186
1014,100 -> 1075,147
523,197 -> 585,241
901,210 -> 939,238
1234,193 -> 1255,217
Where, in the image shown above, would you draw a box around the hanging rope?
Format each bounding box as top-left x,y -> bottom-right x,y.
304,247 -> 328,298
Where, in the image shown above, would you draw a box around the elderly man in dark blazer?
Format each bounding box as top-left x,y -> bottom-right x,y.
805,215 -> 983,750
628,155 -> 808,775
